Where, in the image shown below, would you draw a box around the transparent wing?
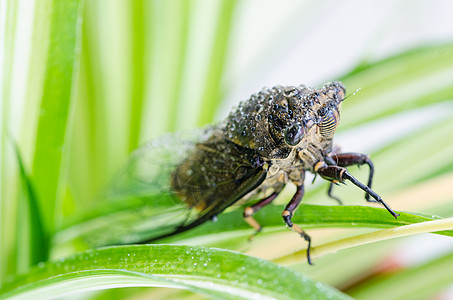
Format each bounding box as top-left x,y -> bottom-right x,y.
58,126 -> 265,248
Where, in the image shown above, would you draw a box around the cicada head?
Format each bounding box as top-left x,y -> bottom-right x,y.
271,81 -> 346,149
224,82 -> 345,159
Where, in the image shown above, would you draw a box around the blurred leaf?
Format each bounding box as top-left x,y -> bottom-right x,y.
31,0 -> 84,235
128,0 -> 148,151
1,0 -> 20,282
340,43 -> 453,129
348,251 -> 453,300
197,0 -> 238,126
10,139 -> 47,264
0,245 -> 351,300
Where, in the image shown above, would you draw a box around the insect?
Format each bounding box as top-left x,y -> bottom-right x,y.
108,81 -> 399,264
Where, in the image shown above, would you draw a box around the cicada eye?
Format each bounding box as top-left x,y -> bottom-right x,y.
284,123 -> 304,146
317,106 -> 328,117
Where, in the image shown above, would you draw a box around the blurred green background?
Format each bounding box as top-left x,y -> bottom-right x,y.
1,0 -> 453,299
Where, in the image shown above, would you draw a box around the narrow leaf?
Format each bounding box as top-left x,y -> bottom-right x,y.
197,0 -> 238,126
31,0 -> 84,234
275,218 -> 453,265
0,245 -> 351,300
10,138 -> 48,263
339,43 -> 453,129
53,203 -> 452,252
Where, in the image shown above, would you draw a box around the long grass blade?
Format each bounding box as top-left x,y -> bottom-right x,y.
0,245 -> 351,300
10,138 -> 48,264
31,0 -> 84,235
197,0 -> 238,126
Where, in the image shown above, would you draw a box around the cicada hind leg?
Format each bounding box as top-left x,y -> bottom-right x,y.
243,191 -> 280,239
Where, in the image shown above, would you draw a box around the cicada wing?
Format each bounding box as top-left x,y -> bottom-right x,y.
58,128 -> 215,247
162,133 -> 266,239
58,127 -> 266,248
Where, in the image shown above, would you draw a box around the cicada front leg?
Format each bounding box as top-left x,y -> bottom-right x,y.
315,161 -> 399,219
327,153 -> 376,203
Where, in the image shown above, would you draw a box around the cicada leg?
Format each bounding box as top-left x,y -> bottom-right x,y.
328,153 -> 376,203
281,184 -> 313,265
243,192 -> 279,239
327,182 -> 342,205
315,162 -> 399,219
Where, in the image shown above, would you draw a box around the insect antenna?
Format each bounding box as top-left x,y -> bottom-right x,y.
342,88 -> 361,102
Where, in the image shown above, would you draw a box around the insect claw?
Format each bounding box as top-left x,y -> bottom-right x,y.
301,232 -> 313,265
365,195 -> 378,203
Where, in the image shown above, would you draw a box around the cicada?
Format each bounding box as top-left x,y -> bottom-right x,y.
103,82 -> 398,264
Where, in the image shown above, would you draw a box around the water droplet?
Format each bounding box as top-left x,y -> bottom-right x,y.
352,88 -> 361,96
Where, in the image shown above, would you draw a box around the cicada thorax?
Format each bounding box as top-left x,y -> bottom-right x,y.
224,85 -> 310,160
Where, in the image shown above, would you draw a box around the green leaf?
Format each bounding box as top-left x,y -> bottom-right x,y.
0,245 -> 351,300
31,0 -> 84,235
276,217 -> 453,265
127,0 -> 148,151
53,203 -> 452,254
339,43 -> 453,129
10,138 -> 47,264
197,0 -> 238,126
348,251 -> 453,300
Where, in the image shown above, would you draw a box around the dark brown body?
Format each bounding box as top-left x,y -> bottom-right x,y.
163,82 -> 398,264
171,83 -> 344,219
